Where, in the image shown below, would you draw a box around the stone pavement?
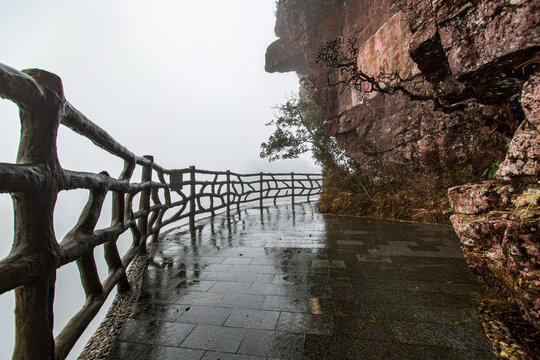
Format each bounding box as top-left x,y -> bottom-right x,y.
108,202 -> 495,359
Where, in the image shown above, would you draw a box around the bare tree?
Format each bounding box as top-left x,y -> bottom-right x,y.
317,38 -> 434,102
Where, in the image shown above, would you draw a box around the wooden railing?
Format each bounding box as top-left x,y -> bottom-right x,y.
0,63 -> 322,360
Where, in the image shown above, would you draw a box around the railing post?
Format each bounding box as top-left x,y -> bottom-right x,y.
10,69 -> 65,360
138,155 -> 153,254
291,172 -> 295,206
226,170 -> 231,216
259,172 -> 263,209
307,175 -> 311,203
189,166 -> 196,229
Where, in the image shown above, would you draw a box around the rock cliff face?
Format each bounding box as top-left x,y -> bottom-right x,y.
266,0 -> 539,328
448,75 -> 539,329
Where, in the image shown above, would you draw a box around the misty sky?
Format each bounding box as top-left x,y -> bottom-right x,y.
0,1 -> 316,358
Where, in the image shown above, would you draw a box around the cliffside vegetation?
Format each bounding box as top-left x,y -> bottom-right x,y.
260,92 -> 346,170
261,88 -> 472,225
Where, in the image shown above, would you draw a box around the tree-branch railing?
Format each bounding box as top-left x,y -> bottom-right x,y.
0,63 -> 322,360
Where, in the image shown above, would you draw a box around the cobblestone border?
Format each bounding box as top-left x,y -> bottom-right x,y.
479,297 -> 538,360
77,246 -> 152,360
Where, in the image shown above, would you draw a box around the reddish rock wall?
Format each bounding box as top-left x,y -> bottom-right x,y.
449,75 -> 539,329
266,0 -> 533,189
266,0 -> 539,328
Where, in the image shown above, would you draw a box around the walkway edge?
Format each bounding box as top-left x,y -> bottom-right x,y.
77,247 -> 152,360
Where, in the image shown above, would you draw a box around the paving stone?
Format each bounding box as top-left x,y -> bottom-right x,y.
222,257 -> 254,265
201,351 -> 265,360
276,312 -> 333,335
223,308 -> 280,330
311,297 -> 360,316
177,292 -> 225,306
200,272 -> 238,282
216,293 -> 266,310
107,341 -> 148,360
176,305 -> 232,326
311,259 -> 346,268
303,334 -> 373,359
333,315 -> 395,341
234,273 -> 275,283
179,256 -> 226,265
118,319 -> 195,346
357,303 -> 473,324
175,280 -> 217,292
249,257 -> 276,265
246,283 -> 288,296
237,329 -> 304,359
261,295 -> 309,312
137,346 -> 205,360
180,325 -> 244,353
110,202 -> 494,359
367,341 -> 496,360
208,281 -> 252,294
131,303 -> 188,321
389,320 -> 493,351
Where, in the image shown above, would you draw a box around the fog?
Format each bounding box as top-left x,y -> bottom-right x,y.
0,1 -> 317,358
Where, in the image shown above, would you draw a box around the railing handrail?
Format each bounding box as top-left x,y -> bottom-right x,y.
0,62 -> 322,360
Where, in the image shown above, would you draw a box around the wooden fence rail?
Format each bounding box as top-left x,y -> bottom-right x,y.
0,63 -> 322,360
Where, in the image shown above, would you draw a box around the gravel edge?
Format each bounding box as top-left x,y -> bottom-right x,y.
76,246 -> 152,360
479,297 -> 538,360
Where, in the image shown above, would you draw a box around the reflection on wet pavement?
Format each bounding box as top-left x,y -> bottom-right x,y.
109,202 -> 495,359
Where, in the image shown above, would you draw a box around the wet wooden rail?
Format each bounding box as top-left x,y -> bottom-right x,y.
0,63 -> 322,360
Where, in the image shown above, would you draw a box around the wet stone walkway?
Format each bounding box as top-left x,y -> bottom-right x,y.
108,202 -> 495,359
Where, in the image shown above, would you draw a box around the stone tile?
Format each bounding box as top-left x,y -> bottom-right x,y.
337,239 -> 365,246
357,254 -> 394,263
312,297 -> 360,316
261,296 -> 309,313
131,303 -> 188,321
330,277 -> 353,288
180,256 -> 226,265
357,303 -> 473,324
311,259 -> 346,268
177,292 -> 225,306
111,202 -> 494,358
137,287 -> 183,303
258,265 -> 281,274
202,351 -> 265,360
389,321 -> 493,351
308,283 -> 333,298
276,312 -> 333,335
222,257 -> 254,265
333,315 -> 395,341
204,264 -> 234,272
107,341 -> 148,360
349,288 -> 425,305
118,319 -> 195,346
223,308 -> 280,330
246,283 -> 288,296
226,264 -> 263,273
250,257 -> 276,265
201,272 -> 238,282
367,341 -> 496,360
303,334 -> 372,360
235,273 -> 275,283
237,329 -> 304,359
176,306 -> 232,326
137,346 -> 205,360
208,281 -> 252,294
216,293 -> 266,310
272,274 -> 310,285
180,325 -> 244,353
175,280 -> 218,292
